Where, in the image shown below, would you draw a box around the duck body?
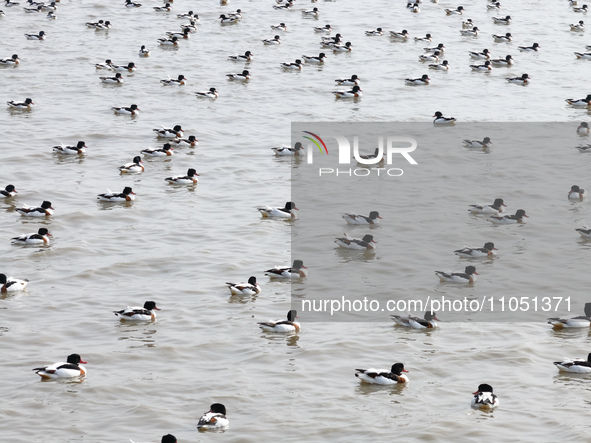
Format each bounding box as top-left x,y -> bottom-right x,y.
100,73 -> 123,83
226,276 -> 260,295
154,125 -> 183,138
435,266 -> 478,283
161,75 -> 186,85
0,184 -> 17,198
335,75 -> 360,86
265,260 -> 307,278
258,201 -> 297,218
258,309 -> 300,333
33,354 -> 87,379
391,312 -> 439,329
139,45 -> 150,56
0,54 -> 19,65
489,209 -> 528,224
0,273 -> 29,292
568,185 -> 586,199
405,74 -> 430,85
114,301 -> 159,321
463,137 -> 492,148
12,228 -> 51,245
355,363 -> 409,385
97,186 -> 135,202
165,168 -> 199,185
454,242 -> 496,257
333,85 -> 361,98
491,55 -> 513,66
197,404 -> 229,430
141,144 -> 174,156
7,98 -> 34,109
469,49 -> 490,60
16,201 -> 53,217
472,384 -> 499,409
272,142 -> 303,156
335,233 -> 376,250
390,30 -> 409,40
52,141 -> 87,154
433,111 -> 456,125
492,33 -> 512,42
196,88 -> 218,99
548,303 -> 591,328
226,70 -> 250,80
468,198 -> 504,214
172,135 -> 198,147
429,60 -> 449,70
506,73 -> 530,85
518,43 -> 540,52
112,104 -> 139,115
554,354 -> 591,373
343,211 -> 381,225
566,95 -> 591,106
302,53 -> 326,63
119,156 -> 144,173
281,59 -> 303,70
25,31 -> 45,39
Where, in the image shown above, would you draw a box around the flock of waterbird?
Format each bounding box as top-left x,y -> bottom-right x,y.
2,0 -> 591,439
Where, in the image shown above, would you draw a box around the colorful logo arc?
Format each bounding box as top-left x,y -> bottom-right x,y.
302,131 -> 328,154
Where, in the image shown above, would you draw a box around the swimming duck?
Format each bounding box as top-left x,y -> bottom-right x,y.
16,201 -> 53,217
554,354 -> 591,373
435,266 -> 478,283
462,19 -> 474,29
518,43 -> 540,52
227,70 -> 250,80
141,144 -> 174,156
433,111 -> 456,125
125,0 -> 141,5
114,301 -> 159,321
463,137 -> 492,148
487,1 -> 501,10
119,156 -> 144,173
45,9 -> 55,18
460,26 -> 479,36
454,242 -> 497,257
272,142 -> 303,156
469,48 -> 490,59
578,122 -> 590,134
182,19 -> 198,33
365,28 -> 383,36
333,85 -> 361,98
23,5 -> 41,12
4,0 -> 19,6
197,404 -> 229,430
33,354 -> 87,379
161,75 -> 186,85
492,32 -> 511,42
265,260 -> 307,278
0,273 -> 28,292
548,303 -> 591,328
219,14 -> 238,23
258,309 -> 301,333
153,125 -> 183,138
471,384 -> 499,409
229,9 -> 242,20
424,43 -> 445,54
273,1 -> 292,10
356,148 -> 384,163
0,184 -> 17,198
414,33 -> 432,42
429,60 -> 450,70
96,20 -> 111,29
97,186 -> 135,202
419,51 -> 440,62
95,59 -> 114,70
491,55 -> 513,66
12,228 -> 51,245
52,141 -> 87,154
335,233 -> 376,250
335,74 -> 360,86
177,10 -> 195,18
99,73 -> 123,83
314,24 -> 331,33
390,29 -> 409,40
321,33 -> 342,46
506,73 -> 530,85
166,29 -> 190,39
391,312 -> 439,329
566,95 -> 591,106
333,42 -> 353,52
228,51 -> 253,61
576,144 -> 591,152
40,1 -> 56,11
153,2 -> 171,12
355,363 -> 409,385
302,7 -> 319,17
271,22 -> 287,31
25,30 -> 45,39
7,98 -> 34,109
571,20 -> 585,31
405,74 -> 430,85
445,6 -> 464,14
573,4 -> 588,12
569,185 -> 586,199
165,168 -> 199,185
111,104 -> 139,115
492,15 -> 511,24
0,54 -> 19,65
158,36 -> 178,46
575,52 -> 591,59
111,62 -> 135,72
469,198 -> 505,214
343,211 -> 381,225
195,87 -> 218,99
172,135 -> 198,147
226,276 -> 260,295
258,201 -> 298,218
281,59 -> 303,70
262,35 -> 281,45
489,209 -> 528,224
86,19 -> 107,28
302,53 -> 326,63
470,60 -> 492,71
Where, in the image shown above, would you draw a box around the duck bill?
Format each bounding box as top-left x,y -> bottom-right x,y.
473,271 -> 479,275
472,390 -> 480,395
80,360 -> 88,364
402,369 -> 409,373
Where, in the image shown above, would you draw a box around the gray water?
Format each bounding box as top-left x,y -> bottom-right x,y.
1,0 -> 591,441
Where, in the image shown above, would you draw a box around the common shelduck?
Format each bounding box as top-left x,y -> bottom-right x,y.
391,312 -> 439,329
114,301 -> 159,321
429,60 -> 450,70
569,185 -> 586,199
154,125 -> 183,138
566,95 -> 591,106
405,74 -> 430,85
7,98 -> 33,109
226,276 -> 260,295
228,51 -> 253,61
454,242 -> 497,257
463,137 -> 492,148
0,184 -> 17,198
25,30 -> 45,39
518,43 -> 539,52
97,186 -> 135,202
506,73 -> 530,85
0,273 -> 29,292
226,70 -> 250,80
435,266 -> 478,283
471,384 -> 499,409
171,135 -> 198,147
548,303 -> 591,328
161,75 -> 186,85
469,49 -> 490,59
433,111 -> 456,125
335,74 -> 360,86
164,168 -> 199,185
491,55 -> 513,66
492,15 -> 511,24
334,233 -> 376,250
445,6 -> 464,15
554,353 -> 591,373
272,142 -> 303,156
342,211 -> 381,225
265,260 -> 307,278
332,85 -> 361,98
197,403 -> 229,430
258,201 -> 298,218
489,209 -> 528,224
355,363 -> 409,385
258,309 -> 300,333
119,156 -> 144,173
52,141 -> 86,155
469,198 -> 505,214
390,30 -> 409,40
577,122 -> 590,134
141,144 -> 174,156
16,201 -> 53,217
302,53 -> 326,63
99,73 -> 123,83
111,104 -> 139,115
33,354 -> 87,379
196,88 -> 218,99
0,54 -> 19,65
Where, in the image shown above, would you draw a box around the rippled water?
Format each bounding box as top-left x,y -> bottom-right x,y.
1,0 -> 591,441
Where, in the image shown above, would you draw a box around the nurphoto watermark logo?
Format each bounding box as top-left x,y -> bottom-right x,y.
300,130 -> 418,177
